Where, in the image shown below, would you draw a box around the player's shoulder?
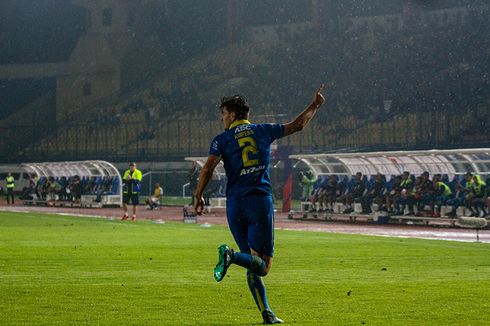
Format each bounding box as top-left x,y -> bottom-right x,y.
210,130 -> 231,152
255,123 -> 285,138
214,129 -> 231,141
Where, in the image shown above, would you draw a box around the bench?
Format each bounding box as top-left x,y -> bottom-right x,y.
22,199 -> 47,206
389,215 -> 457,226
209,197 -> 226,208
288,209 -> 460,227
205,197 -> 227,213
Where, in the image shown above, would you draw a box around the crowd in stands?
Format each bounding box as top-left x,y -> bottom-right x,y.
274,7 -> 487,143
113,5 -> 490,147
305,171 -> 489,218
19,175 -> 119,204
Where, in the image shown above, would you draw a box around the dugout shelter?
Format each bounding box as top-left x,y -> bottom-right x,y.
290,148 -> 490,179
185,157 -> 226,208
21,160 -> 122,207
288,148 -> 490,223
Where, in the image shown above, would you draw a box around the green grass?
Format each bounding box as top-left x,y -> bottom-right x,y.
1,211 -> 489,325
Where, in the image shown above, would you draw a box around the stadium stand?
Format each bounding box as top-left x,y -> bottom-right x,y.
1,4 -> 489,163
1,6 -> 490,162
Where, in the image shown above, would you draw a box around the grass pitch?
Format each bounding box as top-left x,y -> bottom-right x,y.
1,211 -> 489,325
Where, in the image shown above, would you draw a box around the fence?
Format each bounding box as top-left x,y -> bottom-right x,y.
140,170 -> 191,197
1,109 -> 489,164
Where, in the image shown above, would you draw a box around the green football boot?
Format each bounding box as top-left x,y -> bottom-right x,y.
214,244 -> 233,282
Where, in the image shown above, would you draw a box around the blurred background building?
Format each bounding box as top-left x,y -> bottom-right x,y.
0,0 -> 489,164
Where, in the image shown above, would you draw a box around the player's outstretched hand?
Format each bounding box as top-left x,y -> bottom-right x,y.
194,195 -> 206,215
312,84 -> 326,108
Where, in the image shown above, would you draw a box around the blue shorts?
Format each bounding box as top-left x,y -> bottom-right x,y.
226,193 -> 275,257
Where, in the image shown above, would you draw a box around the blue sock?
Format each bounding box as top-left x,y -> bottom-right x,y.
232,252 -> 266,275
247,270 -> 270,312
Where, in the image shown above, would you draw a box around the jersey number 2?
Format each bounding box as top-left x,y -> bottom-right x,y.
238,137 -> 259,167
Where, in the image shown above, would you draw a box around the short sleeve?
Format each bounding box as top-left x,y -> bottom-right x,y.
209,135 -> 221,157
266,123 -> 285,142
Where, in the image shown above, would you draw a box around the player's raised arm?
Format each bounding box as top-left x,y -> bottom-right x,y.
283,84 -> 326,136
194,154 -> 221,215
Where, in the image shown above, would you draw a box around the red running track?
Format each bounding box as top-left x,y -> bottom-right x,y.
0,202 -> 488,243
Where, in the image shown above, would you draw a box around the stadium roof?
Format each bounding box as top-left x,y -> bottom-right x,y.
184,157 -> 225,176
290,148 -> 490,178
20,160 -> 120,178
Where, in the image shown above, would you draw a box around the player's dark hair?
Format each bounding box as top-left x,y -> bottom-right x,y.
220,95 -> 250,120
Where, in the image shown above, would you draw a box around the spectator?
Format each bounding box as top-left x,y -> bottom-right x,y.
121,162 -> 143,221
432,177 -> 453,217
341,172 -> 366,214
28,174 -> 36,192
466,173 -> 488,217
58,176 -> 69,201
300,170 -> 316,201
386,175 -> 402,213
85,177 -> 97,194
70,175 -> 82,204
409,176 -> 429,216
19,186 -> 33,200
38,178 -> 48,200
102,176 -> 114,193
417,171 -> 435,216
146,182 -> 163,210
5,172 -> 15,204
361,173 -> 386,214
401,171 -> 414,204
47,177 -> 61,201
33,175 -> 41,199
93,177 -> 112,202
309,175 -> 326,211
323,175 -> 340,213
446,180 -> 465,219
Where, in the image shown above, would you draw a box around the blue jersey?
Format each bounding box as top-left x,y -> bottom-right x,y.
209,120 -> 285,201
